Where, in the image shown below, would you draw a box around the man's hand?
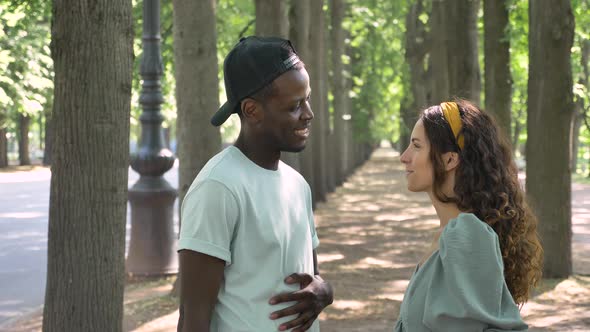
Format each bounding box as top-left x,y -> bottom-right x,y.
269,273 -> 334,331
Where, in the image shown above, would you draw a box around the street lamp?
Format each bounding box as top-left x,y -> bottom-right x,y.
126,0 -> 177,276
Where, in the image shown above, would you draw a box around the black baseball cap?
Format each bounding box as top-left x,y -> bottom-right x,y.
210,36 -> 301,126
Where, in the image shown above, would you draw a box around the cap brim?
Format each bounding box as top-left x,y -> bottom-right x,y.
210,101 -> 235,126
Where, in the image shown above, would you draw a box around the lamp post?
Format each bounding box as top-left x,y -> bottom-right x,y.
126,0 -> 177,276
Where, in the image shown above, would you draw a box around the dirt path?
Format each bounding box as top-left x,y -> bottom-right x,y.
3,147 -> 589,332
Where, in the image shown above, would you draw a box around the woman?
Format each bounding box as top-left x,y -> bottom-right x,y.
395,100 -> 543,331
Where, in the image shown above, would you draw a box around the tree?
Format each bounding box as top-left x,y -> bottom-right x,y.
429,0 -> 481,104
330,0 -> 346,184
484,0 -> 512,137
173,0 -> 221,224
255,0 -> 288,38
289,0 -> 316,192
309,0 -> 328,202
17,113 -> 31,165
404,0 -> 428,149
43,0 -> 133,330
526,0 -> 575,278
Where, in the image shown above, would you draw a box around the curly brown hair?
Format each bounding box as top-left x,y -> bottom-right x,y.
421,99 -> 543,305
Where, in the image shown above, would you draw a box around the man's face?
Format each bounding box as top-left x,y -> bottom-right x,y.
259,68 -> 313,153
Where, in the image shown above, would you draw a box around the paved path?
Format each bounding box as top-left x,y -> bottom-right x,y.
0,165 -> 179,326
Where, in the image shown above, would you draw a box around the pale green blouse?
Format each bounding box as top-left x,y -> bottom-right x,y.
394,213 -> 528,332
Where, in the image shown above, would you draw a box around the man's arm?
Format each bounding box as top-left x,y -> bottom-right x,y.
177,249 -> 225,332
269,249 -> 334,332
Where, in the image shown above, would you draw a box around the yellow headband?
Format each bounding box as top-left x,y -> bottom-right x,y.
440,102 -> 464,150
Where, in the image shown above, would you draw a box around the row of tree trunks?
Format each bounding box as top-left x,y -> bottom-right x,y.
43,0 -> 134,330
526,0 -> 574,278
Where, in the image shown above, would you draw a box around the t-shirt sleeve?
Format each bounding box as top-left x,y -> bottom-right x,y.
305,182 -> 320,249
177,179 -> 239,265
422,214 -> 528,332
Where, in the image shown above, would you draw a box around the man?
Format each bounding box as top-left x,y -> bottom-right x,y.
177,36 -> 333,332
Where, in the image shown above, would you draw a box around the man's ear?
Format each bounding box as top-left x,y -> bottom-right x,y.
241,98 -> 263,124
442,151 -> 460,171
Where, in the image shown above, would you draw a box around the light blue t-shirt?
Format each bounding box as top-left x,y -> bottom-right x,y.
394,213 -> 528,332
178,146 -> 320,332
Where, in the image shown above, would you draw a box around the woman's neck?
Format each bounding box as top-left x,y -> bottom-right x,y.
428,193 -> 462,229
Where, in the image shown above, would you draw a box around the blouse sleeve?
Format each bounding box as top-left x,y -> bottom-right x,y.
422,213 -> 528,332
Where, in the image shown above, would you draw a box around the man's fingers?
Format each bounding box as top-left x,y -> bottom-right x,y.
277,311 -> 316,331
270,298 -> 310,319
285,272 -> 314,285
292,314 -> 318,332
269,290 -> 307,305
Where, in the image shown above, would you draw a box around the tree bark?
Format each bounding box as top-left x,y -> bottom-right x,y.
330,0 -> 345,183
309,0 -> 328,201
255,0 -> 288,38
403,0 -> 428,149
18,113 -> 31,165
526,0 -> 574,278
429,0 -> 480,104
173,0 -> 221,228
43,0 -> 133,330
484,0 -> 512,137
289,0 -> 316,190
448,0 -> 481,104
428,0 -> 450,104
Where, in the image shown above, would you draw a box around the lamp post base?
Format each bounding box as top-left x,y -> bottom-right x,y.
126,175 -> 178,276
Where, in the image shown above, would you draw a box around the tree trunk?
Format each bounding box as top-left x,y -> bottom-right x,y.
526,0 -> 574,278
18,113 -> 31,165
429,0 -> 480,104
330,0 -> 345,183
255,0 -> 288,38
309,0 -> 328,201
172,0 -> 220,296
448,0 -> 481,104
43,112 -> 53,165
484,0 -> 512,137
43,0 -> 133,330
289,0 -> 316,191
173,0 -> 221,224
428,0 -> 451,104
0,127 -> 7,168
403,0 -> 428,149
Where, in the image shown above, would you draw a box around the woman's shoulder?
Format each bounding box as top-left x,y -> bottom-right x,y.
441,213 -> 497,243
439,213 -> 502,267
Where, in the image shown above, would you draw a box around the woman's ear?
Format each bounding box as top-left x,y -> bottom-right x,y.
442,151 -> 460,171
241,98 -> 263,124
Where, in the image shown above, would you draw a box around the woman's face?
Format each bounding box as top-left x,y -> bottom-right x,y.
400,119 -> 434,193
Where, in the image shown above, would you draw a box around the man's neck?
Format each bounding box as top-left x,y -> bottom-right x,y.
234,134 -> 280,170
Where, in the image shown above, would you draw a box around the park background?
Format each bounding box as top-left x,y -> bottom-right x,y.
0,0 -> 589,331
